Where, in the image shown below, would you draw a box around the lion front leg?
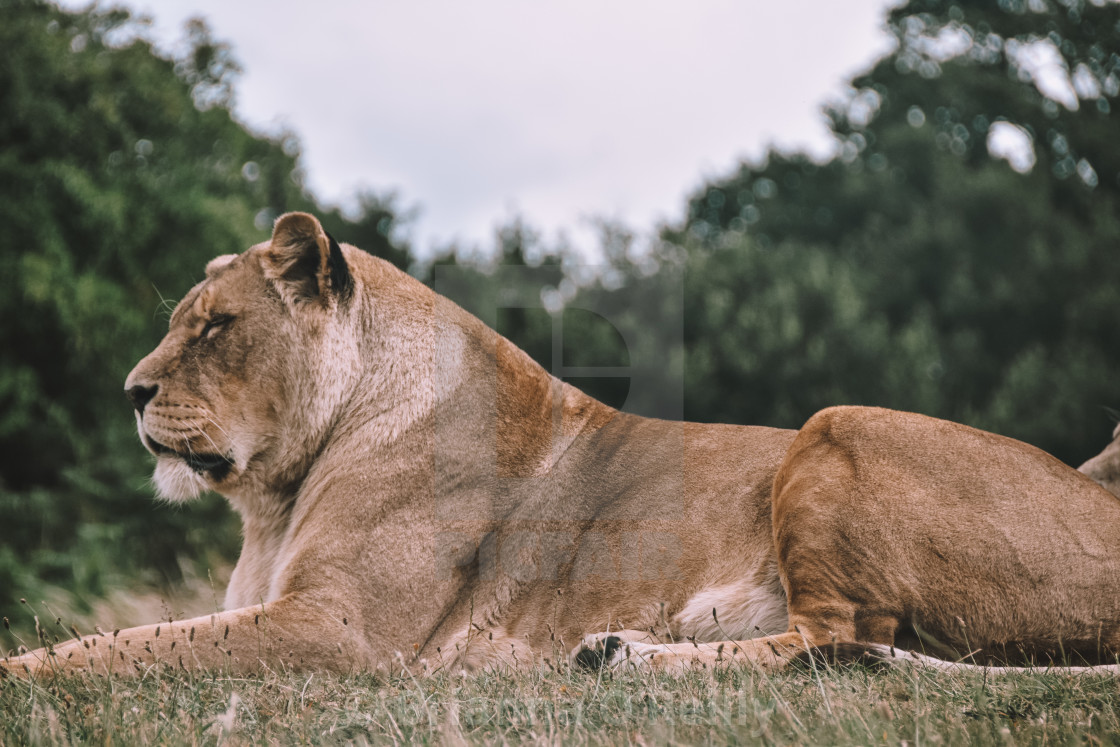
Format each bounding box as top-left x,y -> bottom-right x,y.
1,595 -> 366,679
572,629 -> 838,674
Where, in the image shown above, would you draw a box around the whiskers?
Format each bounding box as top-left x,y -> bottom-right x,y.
151,284 -> 176,323
201,415 -> 236,464
186,423 -> 221,459
144,404 -> 235,465
139,401 -> 238,500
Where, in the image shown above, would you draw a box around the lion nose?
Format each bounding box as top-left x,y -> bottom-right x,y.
126,384 -> 158,414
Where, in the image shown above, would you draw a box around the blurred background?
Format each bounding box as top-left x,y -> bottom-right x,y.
2,0 -> 1119,650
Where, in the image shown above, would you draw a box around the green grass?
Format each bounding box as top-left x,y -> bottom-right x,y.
4,658 -> 1120,745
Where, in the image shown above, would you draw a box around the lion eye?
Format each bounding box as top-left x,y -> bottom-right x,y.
201,314 -> 233,339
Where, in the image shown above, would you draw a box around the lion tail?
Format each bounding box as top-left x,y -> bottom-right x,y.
796,642 -> 1120,676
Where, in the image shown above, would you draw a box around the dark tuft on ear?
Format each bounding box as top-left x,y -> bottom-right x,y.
326,232 -> 353,302
262,212 -> 352,306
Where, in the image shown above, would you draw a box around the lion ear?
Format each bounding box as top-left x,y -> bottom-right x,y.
262,212 -> 353,306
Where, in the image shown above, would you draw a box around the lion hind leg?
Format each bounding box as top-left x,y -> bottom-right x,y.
848,645 -> 1120,676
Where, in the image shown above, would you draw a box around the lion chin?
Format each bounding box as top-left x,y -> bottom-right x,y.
152,457 -> 208,502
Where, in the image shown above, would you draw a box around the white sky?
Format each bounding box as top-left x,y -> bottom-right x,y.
62,0 -> 899,255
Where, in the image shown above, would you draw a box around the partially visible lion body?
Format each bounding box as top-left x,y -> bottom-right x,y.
575,407 -> 1120,674
8,212 -> 1120,679
770,407 -> 1120,663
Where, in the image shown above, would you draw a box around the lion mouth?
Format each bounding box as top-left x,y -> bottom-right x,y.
144,434 -> 234,479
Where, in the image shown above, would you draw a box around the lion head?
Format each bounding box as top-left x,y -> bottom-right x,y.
1079,422 -> 1120,497
124,213 -> 363,503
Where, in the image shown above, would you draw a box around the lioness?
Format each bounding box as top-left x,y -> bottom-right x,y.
6,213 -> 1119,679
5,212 -> 797,677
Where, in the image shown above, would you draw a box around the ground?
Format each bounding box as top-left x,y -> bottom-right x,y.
4,657 -> 1119,745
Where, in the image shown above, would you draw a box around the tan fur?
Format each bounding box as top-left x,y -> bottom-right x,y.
4,213 -> 795,678
578,406 -> 1120,674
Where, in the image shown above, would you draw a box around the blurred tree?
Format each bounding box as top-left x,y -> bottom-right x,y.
177,16 -> 241,111
672,0 -> 1120,464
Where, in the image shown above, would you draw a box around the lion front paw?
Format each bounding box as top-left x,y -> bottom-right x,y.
570,633 -> 665,671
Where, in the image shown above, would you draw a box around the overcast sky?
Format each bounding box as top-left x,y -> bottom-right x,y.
62,0 -> 898,255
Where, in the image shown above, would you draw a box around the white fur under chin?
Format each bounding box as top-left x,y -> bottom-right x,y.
152,457 -> 207,502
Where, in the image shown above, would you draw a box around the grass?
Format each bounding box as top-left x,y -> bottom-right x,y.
4,590 -> 1119,744
4,656 -> 1120,745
